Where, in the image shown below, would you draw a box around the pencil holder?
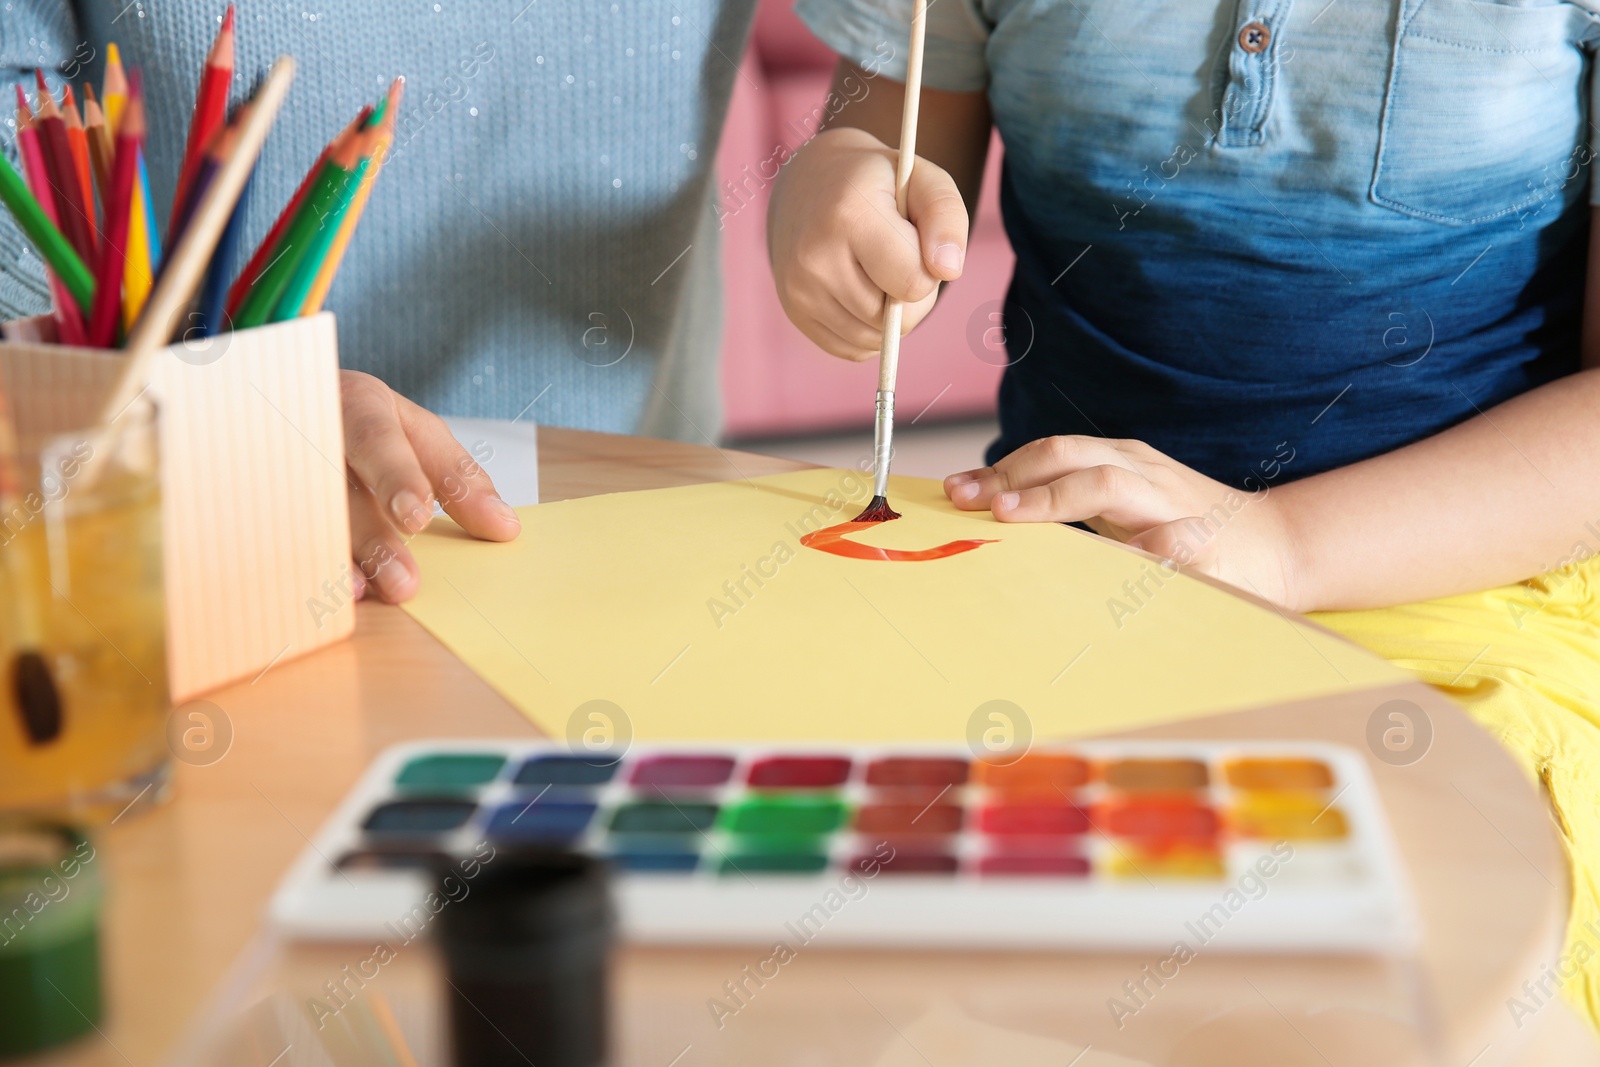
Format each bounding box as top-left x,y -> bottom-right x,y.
0,312 -> 353,701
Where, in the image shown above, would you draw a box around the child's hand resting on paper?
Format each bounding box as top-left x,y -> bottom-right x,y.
340,370 -> 522,603
945,436 -> 1305,612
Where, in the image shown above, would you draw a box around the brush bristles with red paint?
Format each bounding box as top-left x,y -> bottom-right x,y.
853,495 -> 901,523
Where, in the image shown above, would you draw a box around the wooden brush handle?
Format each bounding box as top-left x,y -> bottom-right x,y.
877,0 -> 928,395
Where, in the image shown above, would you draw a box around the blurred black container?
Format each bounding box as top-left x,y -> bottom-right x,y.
436,849 -> 613,1067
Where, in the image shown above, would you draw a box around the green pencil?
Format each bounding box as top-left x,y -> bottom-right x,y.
268,98 -> 391,322
0,149 -> 94,315
233,127 -> 360,330
271,148 -> 371,321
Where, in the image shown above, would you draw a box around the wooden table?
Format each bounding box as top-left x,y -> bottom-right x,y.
26,428 -> 1599,1067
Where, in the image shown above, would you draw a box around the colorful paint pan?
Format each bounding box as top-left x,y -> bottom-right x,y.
747,755 -> 851,789
362,798 -> 477,835
978,800 -> 1089,836
515,754 -> 620,787
629,754 -> 736,789
486,800 -> 597,844
865,756 -> 969,788
395,753 -> 505,790
272,740 -> 1416,952
855,801 -> 963,835
1100,796 -> 1220,841
1102,758 -> 1209,791
720,795 -> 848,836
979,853 -> 1091,877
608,801 -> 718,834
1224,757 -> 1335,791
1230,792 -> 1350,841
975,752 -> 1090,791
867,850 -> 959,876
1109,844 -> 1227,880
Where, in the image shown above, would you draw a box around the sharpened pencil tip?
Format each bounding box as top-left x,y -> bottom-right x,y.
222,3 -> 235,30
33,69 -> 47,93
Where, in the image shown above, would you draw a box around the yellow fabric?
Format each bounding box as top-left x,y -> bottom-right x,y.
1312,553 -> 1600,1027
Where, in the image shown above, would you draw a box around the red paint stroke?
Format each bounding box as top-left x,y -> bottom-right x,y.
800,520 -> 997,562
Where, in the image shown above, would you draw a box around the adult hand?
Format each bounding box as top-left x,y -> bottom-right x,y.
944,436 -> 1304,610
341,370 -> 521,603
768,126 -> 968,362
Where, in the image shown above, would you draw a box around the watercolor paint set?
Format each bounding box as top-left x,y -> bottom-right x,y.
269,739 -> 1417,952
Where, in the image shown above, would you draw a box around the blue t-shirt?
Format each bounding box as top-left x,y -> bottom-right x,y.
798,0 -> 1597,489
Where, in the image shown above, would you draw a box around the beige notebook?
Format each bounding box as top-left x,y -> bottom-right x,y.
1,313 -> 353,700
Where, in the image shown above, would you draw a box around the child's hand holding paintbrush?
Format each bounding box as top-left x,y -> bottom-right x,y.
768,0 -> 981,519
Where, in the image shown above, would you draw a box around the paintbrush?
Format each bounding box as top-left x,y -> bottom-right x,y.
0,381 -> 62,744
854,0 -> 929,525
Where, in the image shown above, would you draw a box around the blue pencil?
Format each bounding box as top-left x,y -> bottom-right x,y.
139,153 -> 162,264
198,166 -> 252,337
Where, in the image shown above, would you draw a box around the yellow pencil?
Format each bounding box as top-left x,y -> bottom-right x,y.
123,172 -> 153,329
300,78 -> 403,315
102,43 -> 127,128
104,43 -> 153,326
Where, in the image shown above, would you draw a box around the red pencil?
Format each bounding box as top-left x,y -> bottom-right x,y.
60,85 -> 96,235
171,5 -> 235,234
15,88 -> 88,344
88,88 -> 142,347
226,104 -> 371,317
32,72 -> 96,263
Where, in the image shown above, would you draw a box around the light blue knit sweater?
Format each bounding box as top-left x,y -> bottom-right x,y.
0,0 -> 755,440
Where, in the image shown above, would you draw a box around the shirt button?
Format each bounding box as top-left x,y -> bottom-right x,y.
1238,21 -> 1271,53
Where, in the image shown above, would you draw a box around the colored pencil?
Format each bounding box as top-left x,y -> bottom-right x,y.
301,78 -> 403,315
198,165 -> 251,337
124,153 -> 157,328
0,132 -> 94,314
273,121 -> 382,320
100,56 -> 295,426
165,109 -> 245,283
60,85 -> 96,232
101,39 -> 159,319
82,85 -> 114,206
15,92 -> 88,344
224,110 -> 363,318
102,43 -> 128,129
88,88 -> 142,347
139,155 -> 161,261
171,5 -> 235,236
233,124 -> 362,330
32,74 -> 96,263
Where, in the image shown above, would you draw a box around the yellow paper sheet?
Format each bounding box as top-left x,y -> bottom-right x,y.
401,470 -> 1403,744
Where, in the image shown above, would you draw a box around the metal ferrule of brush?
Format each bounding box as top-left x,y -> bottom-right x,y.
872,390 -> 895,499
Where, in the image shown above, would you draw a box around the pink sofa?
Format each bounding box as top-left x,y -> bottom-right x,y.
716,0 -> 1014,439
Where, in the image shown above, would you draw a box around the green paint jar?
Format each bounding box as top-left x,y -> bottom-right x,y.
0,826 -> 103,1058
